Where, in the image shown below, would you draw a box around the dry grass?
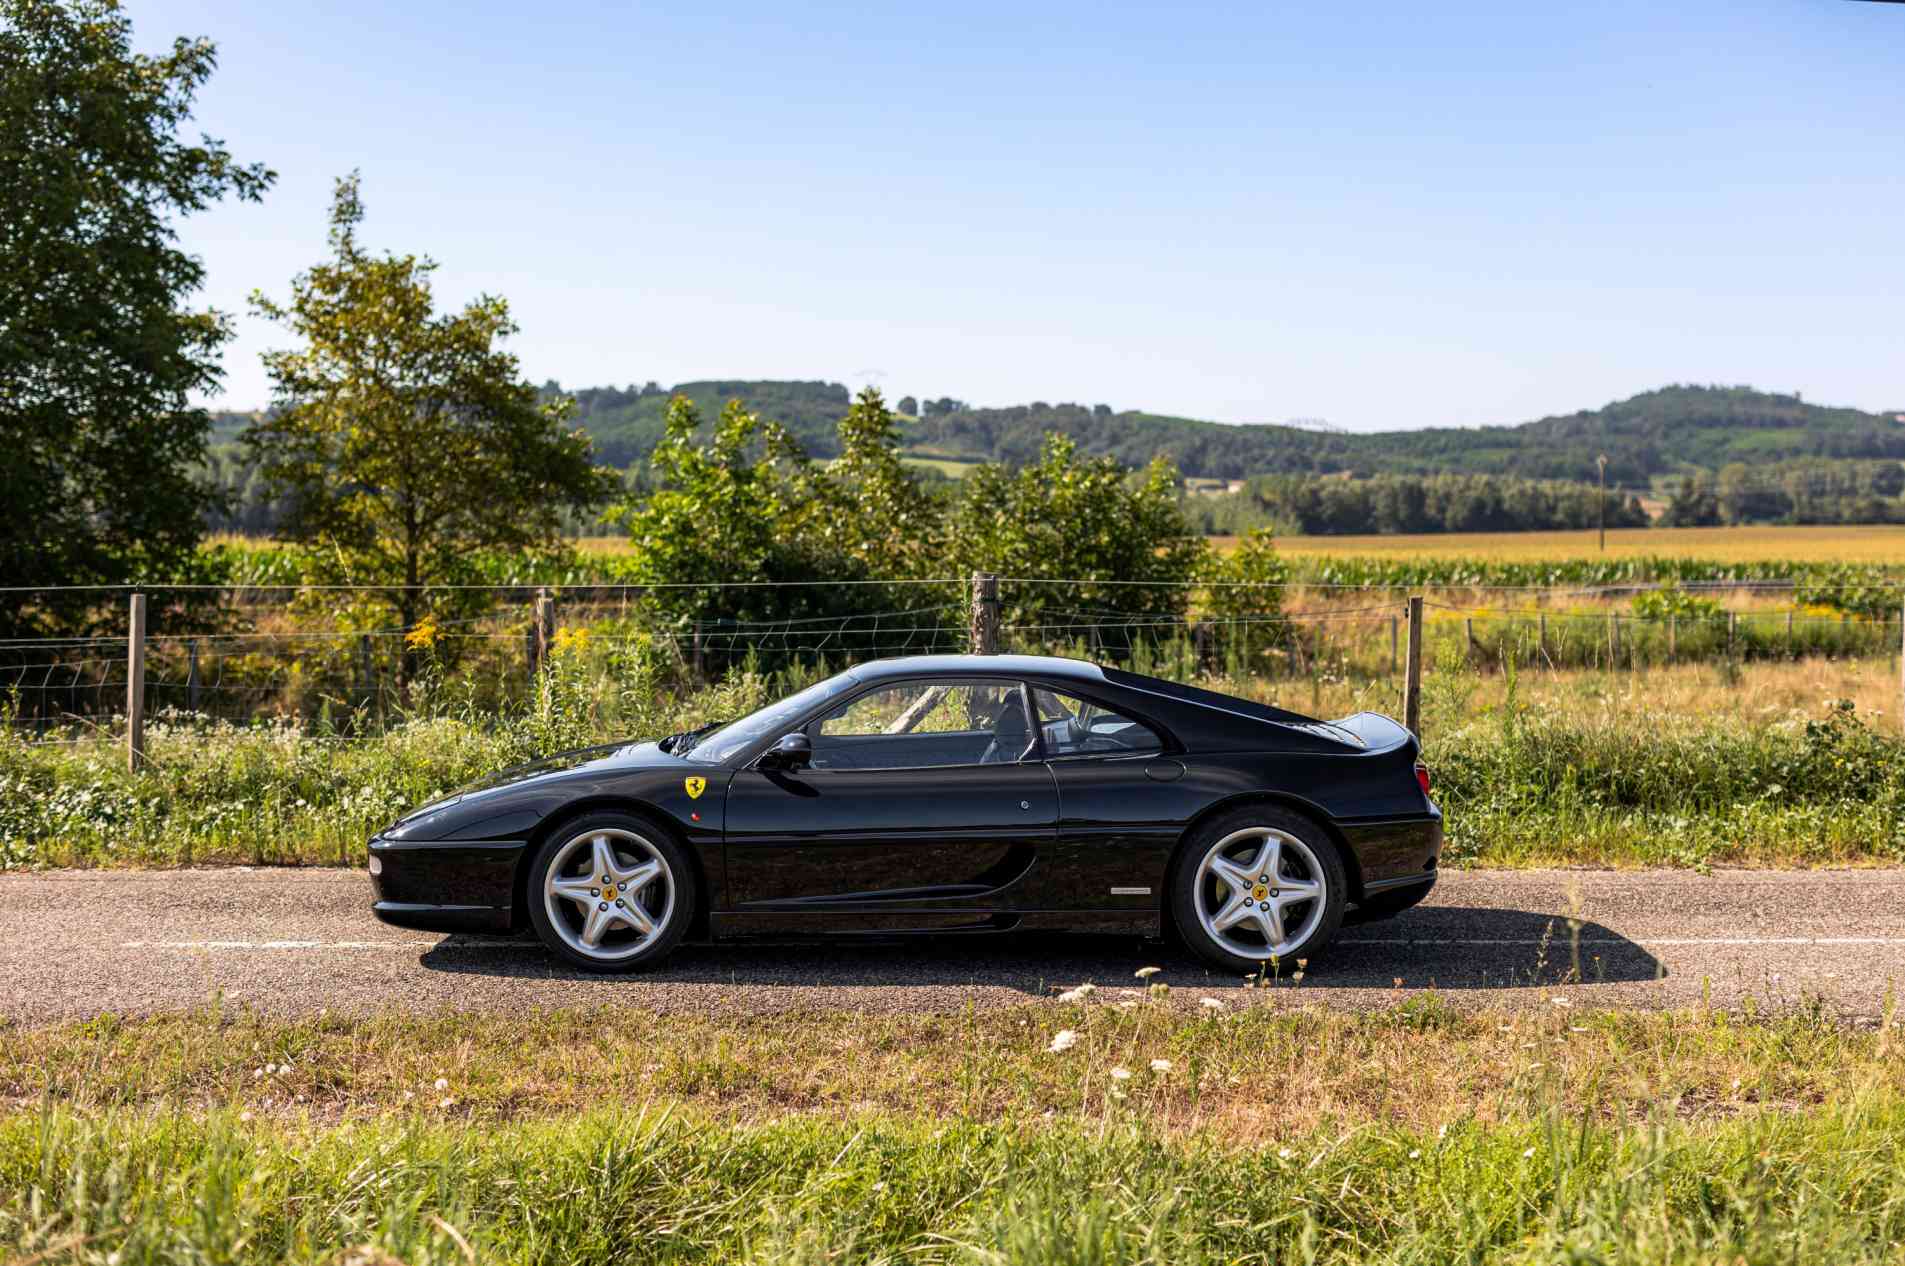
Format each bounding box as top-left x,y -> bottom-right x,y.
8,999 -> 1902,1140
1263,523 -> 1905,562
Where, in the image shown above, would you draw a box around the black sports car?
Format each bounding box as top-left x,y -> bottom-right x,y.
369,654 -> 1441,972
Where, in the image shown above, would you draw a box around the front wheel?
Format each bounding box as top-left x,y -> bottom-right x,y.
526,813 -> 696,972
1171,807 -> 1346,973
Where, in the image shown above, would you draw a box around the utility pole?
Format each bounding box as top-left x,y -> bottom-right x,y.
1596,454 -> 1609,552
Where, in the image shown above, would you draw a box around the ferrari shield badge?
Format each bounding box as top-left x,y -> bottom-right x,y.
684,776 -> 706,800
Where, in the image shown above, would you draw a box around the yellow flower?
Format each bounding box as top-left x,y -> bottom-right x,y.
404,618 -> 439,650
553,626 -> 592,656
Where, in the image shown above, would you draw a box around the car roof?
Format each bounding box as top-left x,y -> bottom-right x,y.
845,654 -> 1109,685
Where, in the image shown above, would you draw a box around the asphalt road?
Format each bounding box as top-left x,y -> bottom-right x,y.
2,867 -> 1903,1023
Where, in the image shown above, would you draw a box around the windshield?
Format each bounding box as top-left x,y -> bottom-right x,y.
681,670 -> 858,765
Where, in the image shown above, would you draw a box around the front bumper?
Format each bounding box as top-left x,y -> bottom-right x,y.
367,835 -> 526,934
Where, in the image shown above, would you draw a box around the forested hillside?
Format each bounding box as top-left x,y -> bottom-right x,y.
532,381 -> 1905,487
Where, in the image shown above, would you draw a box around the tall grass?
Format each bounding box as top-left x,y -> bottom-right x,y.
5,1100 -> 1905,1263
3,657 -> 1900,870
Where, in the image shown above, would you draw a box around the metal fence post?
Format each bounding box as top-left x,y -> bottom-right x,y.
186,638 -> 200,712
969,572 -> 1000,655
1389,614 -> 1399,675
1404,596 -> 1424,738
126,593 -> 146,772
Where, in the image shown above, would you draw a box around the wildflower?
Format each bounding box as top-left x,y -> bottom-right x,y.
402,1090 -> 415,1102
439,1097 -> 455,1109
1550,997 -> 1572,1008
1048,1029 -> 1078,1054
252,1067 -> 264,1080
1134,966 -> 1162,979
1056,983 -> 1096,1004
1523,1146 -> 1536,1159
1117,1000 -> 1139,1010
553,626 -> 593,656
434,1077 -> 449,1092
238,1110 -> 253,1123
404,618 -> 439,650
1110,1066 -> 1132,1082
1200,996 -> 1227,1011
1150,1059 -> 1173,1073
1277,1147 -> 1295,1160
1408,1149 -> 1420,1159
263,1062 -> 276,1075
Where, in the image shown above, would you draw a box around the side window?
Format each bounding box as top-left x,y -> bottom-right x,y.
1031,687 -> 1163,758
809,679 -> 1031,769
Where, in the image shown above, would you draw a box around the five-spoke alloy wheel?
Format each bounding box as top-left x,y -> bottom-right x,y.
1171,806 -> 1346,972
526,813 -> 695,971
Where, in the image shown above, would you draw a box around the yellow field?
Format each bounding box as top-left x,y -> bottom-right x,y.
1260,523 -> 1905,563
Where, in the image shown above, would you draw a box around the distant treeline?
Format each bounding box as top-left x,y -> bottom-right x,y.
1188,474 -> 1650,537
1660,460 -> 1905,527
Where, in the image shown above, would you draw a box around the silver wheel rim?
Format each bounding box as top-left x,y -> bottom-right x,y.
1193,827 -> 1327,961
542,827 -> 675,961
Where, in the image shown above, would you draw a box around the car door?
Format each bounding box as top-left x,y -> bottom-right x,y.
722,677 -> 1057,923
1021,683 -> 1183,912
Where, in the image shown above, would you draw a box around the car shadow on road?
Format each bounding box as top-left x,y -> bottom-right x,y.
417,904 -> 1662,993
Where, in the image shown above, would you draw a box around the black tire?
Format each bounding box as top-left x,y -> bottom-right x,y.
525,811 -> 696,972
1348,878 -> 1435,924
1170,805 -> 1347,974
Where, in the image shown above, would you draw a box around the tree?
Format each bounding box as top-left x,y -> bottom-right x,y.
811,388 -> 936,579
246,174 -> 614,678
946,433 -> 1203,647
1,0 -> 272,637
897,395 -> 918,417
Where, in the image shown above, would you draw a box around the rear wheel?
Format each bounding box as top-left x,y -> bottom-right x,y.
1171,807 -> 1346,973
526,813 -> 695,972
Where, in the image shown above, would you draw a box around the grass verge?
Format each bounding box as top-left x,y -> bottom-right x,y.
3,1000 -> 1905,1263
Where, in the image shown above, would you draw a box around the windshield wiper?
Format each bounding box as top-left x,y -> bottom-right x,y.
661,719 -> 725,755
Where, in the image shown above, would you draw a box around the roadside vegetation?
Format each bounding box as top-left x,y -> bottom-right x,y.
3,655 -> 1899,871
4,998 -> 1905,1263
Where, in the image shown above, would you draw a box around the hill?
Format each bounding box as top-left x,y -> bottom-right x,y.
544,381 -> 1905,488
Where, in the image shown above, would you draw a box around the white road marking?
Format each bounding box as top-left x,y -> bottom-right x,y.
119,939 -> 523,950
112,935 -> 1905,952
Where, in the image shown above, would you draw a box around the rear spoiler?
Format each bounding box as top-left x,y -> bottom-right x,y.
1326,712 -> 1414,754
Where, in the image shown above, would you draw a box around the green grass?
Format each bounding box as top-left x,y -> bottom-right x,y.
8,1100 -> 1905,1263
4,657 -> 1900,871
5,1000 -> 1905,1263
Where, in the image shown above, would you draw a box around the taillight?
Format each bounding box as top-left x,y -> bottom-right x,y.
1415,761 -> 1432,796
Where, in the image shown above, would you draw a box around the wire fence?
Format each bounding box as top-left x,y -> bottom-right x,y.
4,575 -> 1903,749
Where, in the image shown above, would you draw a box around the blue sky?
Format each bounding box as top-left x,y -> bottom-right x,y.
135,0 -> 1904,431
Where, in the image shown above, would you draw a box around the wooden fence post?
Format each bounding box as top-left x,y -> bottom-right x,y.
1389,615 -> 1399,675
1608,612 -> 1620,668
1538,611 -> 1547,663
535,589 -> 555,670
1727,611 -> 1737,658
126,593 -> 146,773
1668,614 -> 1676,664
1898,602 -> 1904,736
523,620 -> 539,690
1404,596 -> 1424,738
969,571 -> 1000,655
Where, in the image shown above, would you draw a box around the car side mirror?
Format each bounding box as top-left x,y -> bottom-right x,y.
762,732 -> 812,771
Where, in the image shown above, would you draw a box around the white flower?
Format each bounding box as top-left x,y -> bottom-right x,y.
1277,1147 -> 1295,1160
1056,983 -> 1096,1004
1149,1059 -> 1173,1073
251,1067 -> 263,1080
1117,1000 -> 1139,1010
238,1110 -> 253,1123
1110,1066 -> 1131,1081
263,1063 -> 276,1075
1523,1146 -> 1536,1159
1550,997 -> 1572,1008
1200,996 -> 1227,1011
439,1097 -> 455,1109
433,1077 -> 449,1092
1134,966 -> 1162,979
1408,1149 -> 1420,1159
402,1089 -> 415,1102
1048,1029 -> 1078,1054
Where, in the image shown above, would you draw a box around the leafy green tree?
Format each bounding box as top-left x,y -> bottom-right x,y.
947,433 -> 1203,646
811,388 -> 938,579
613,395 -> 922,669
1,0 -> 272,636
246,175 -> 614,677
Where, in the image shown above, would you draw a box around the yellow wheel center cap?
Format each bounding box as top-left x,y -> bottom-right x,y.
1251,884 -> 1268,901
603,885 -> 618,902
